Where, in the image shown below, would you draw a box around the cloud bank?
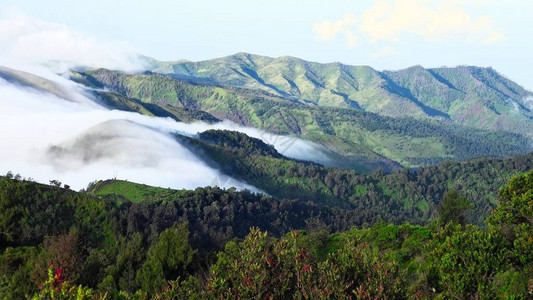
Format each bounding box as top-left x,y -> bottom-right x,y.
313,13 -> 358,47
0,68 -> 329,192
0,75 -> 261,191
0,11 -> 331,192
313,0 -> 505,50
0,11 -> 143,72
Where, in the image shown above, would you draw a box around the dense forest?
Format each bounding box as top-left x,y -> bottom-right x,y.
0,166 -> 532,298
180,129 -> 533,225
0,171 -> 533,299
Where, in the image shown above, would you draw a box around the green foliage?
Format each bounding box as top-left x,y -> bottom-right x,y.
420,171 -> 533,298
78,69 -> 532,171
32,265 -> 96,300
488,169 -> 533,230
108,233 -> 145,293
424,224 -> 510,298
205,228 -> 350,299
199,129 -> 282,158
146,53 -> 533,136
488,169 -> 533,270
136,223 -> 195,294
2,167 -> 533,298
88,180 -> 182,203
179,131 -> 533,225
437,189 -> 472,226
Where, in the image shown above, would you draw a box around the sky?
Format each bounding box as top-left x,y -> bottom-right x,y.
1,0 -> 532,90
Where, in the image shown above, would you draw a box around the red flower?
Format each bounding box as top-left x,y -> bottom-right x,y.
243,276 -> 253,285
303,264 -> 311,273
54,268 -> 63,284
415,292 -> 421,298
266,257 -> 273,265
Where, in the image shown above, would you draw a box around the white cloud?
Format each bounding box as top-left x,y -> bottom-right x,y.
0,67 -> 329,191
0,11 -> 332,192
0,76 -> 242,191
370,46 -> 396,58
313,0 -> 506,48
358,0 -> 505,44
345,30 -> 359,48
313,13 -> 359,47
0,11 -> 143,72
523,96 -> 533,110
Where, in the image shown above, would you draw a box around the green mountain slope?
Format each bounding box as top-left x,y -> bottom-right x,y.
77,69 -> 532,170
2,167 -> 531,298
383,65 -> 533,134
174,129 -> 533,225
144,53 -> 533,135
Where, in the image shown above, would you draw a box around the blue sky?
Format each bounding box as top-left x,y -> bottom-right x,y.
2,0 -> 532,90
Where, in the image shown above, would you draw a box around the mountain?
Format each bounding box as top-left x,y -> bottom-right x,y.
144,53 -> 533,135
2,64 -> 530,172
74,68 -> 532,170
175,129 -> 533,225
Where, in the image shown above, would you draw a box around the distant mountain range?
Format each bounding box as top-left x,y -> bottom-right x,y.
2,53 -> 532,172
143,53 -> 533,135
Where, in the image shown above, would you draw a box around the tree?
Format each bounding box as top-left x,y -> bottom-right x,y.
487,169 -> 533,267
32,231 -> 83,285
49,180 -> 62,187
136,223 -> 195,295
423,223 -> 509,299
437,189 -> 472,227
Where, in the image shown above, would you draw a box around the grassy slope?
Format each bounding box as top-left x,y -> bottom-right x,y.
80,69 -> 532,170
88,179 -> 185,202
145,53 -> 533,134
383,66 -> 533,134
95,130 -> 533,225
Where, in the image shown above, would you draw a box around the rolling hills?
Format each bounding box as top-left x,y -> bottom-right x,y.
3,60 -> 532,172
174,129 -> 533,226
143,53 -> 533,135
73,67 -> 532,171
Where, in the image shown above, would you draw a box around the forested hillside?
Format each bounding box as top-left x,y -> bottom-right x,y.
1,168 -> 531,298
180,129 -> 533,225
144,53 -> 533,135
73,69 -> 532,171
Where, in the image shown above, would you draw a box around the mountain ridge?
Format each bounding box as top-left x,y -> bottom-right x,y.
78,67 -> 532,170
143,53 -> 533,135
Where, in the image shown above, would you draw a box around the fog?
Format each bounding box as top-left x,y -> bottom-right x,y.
0,12 -> 143,72
0,12 -> 331,192
0,68 -> 329,192
0,76 -> 267,191
523,96 -> 533,111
